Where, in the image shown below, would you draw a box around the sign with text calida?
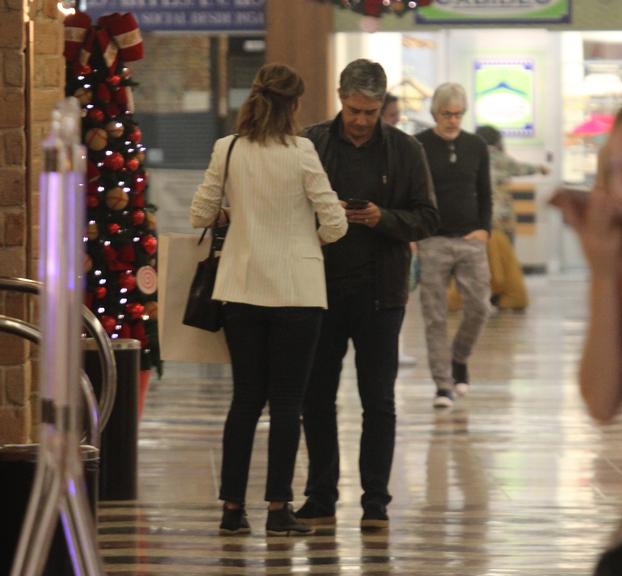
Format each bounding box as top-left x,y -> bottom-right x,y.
85,0 -> 265,32
416,0 -> 570,24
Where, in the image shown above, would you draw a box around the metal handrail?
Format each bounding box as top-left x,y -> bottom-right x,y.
0,276 -> 117,432
0,316 -> 99,448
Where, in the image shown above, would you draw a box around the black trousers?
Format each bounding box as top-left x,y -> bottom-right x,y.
219,303 -> 323,504
302,279 -> 404,508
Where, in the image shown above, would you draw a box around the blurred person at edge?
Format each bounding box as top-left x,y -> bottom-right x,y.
416,82 -> 493,410
295,59 -> 439,531
190,63 -> 347,537
551,108 -> 622,576
382,92 -> 419,366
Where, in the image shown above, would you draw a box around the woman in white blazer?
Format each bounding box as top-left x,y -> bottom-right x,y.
190,63 -> 347,537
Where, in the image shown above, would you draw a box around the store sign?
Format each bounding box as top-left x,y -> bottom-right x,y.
416,0 -> 570,24
85,0 -> 265,32
474,59 -> 535,138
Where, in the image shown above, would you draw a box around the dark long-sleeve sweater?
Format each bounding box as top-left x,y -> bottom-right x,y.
416,129 -> 492,236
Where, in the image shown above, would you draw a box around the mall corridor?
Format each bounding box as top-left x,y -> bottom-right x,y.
97,273 -> 622,575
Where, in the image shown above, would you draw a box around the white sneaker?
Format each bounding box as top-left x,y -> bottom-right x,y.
433,389 -> 454,409
455,382 -> 470,397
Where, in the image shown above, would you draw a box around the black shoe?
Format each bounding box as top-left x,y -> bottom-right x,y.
219,505 -> 250,535
433,388 -> 454,409
266,504 -> 315,536
294,498 -> 336,526
452,361 -> 469,396
360,503 -> 389,531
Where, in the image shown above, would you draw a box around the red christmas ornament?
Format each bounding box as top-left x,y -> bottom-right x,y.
103,152 -> 125,171
131,321 -> 147,346
140,234 -> 157,255
107,74 -> 121,86
118,272 -> 137,291
125,157 -> 140,172
133,192 -> 145,208
131,209 -> 145,226
86,194 -> 99,208
88,108 -> 105,123
126,302 -> 145,320
120,322 -> 132,338
95,286 -> 107,299
129,128 -> 142,143
107,223 -> 121,234
77,64 -> 92,75
100,315 -> 116,334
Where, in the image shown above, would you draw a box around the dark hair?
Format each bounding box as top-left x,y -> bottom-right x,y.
236,63 -> 305,145
476,125 -> 503,151
381,92 -> 398,114
338,58 -> 387,101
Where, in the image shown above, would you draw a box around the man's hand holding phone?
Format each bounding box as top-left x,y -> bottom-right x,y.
343,198 -> 381,228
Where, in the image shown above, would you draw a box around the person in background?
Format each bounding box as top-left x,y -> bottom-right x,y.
551,108 -> 622,575
476,124 -> 549,244
381,92 -> 418,366
190,63 -> 347,537
296,59 -> 438,531
381,92 -> 401,127
416,82 -> 492,409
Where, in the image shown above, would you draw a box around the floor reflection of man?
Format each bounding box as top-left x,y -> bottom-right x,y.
423,408 -> 490,575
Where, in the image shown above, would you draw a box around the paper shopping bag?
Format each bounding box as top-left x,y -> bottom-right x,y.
158,233 -> 230,363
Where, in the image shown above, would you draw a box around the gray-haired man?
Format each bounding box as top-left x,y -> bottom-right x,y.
416,82 -> 492,409
296,59 -> 439,529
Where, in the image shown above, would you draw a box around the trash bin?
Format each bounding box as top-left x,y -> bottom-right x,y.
0,443 -> 99,575
83,338 -> 140,500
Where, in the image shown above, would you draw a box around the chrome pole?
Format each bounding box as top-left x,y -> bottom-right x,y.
11,98 -> 105,576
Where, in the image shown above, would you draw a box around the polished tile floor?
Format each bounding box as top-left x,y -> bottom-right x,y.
98,273 -> 622,575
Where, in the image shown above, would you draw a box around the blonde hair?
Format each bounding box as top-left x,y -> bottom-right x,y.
236,63 -> 305,145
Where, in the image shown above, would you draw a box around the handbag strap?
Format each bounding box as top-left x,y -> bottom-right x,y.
198,135 -> 239,245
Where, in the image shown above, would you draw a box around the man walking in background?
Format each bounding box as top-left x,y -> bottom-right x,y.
416,82 -> 492,409
296,59 -> 438,530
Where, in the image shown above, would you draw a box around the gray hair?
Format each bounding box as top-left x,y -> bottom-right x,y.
338,59 -> 387,102
431,82 -> 467,116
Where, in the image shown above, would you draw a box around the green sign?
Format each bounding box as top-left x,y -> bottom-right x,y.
416,0 -> 570,24
474,59 -> 535,137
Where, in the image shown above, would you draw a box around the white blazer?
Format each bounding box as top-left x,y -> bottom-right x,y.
190,134 -> 347,309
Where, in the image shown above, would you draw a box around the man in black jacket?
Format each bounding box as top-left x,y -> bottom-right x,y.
296,59 -> 438,530
416,82 -> 492,409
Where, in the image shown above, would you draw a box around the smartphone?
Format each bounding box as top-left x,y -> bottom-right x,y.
346,198 -> 369,210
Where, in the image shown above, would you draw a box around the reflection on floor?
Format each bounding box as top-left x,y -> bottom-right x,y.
98,273 -> 622,575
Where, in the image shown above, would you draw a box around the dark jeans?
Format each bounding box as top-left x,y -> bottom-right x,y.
302,279 -> 404,508
219,303 -> 322,504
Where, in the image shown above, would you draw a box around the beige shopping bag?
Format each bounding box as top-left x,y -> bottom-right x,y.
158,233 -> 230,363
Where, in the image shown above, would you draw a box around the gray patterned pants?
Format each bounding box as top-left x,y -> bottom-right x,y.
417,236 -> 491,391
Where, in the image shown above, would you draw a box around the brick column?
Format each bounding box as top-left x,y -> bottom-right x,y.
0,0 -> 63,444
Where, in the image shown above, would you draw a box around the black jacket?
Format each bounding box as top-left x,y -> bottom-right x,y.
304,115 -> 439,308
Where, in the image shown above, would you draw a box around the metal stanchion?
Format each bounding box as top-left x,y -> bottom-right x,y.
10,98 -> 105,576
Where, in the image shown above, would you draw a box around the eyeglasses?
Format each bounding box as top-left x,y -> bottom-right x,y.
439,111 -> 465,120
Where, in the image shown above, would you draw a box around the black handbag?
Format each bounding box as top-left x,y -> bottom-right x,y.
182,136 -> 238,332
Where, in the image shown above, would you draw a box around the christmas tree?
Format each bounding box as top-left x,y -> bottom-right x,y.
64,12 -> 161,412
